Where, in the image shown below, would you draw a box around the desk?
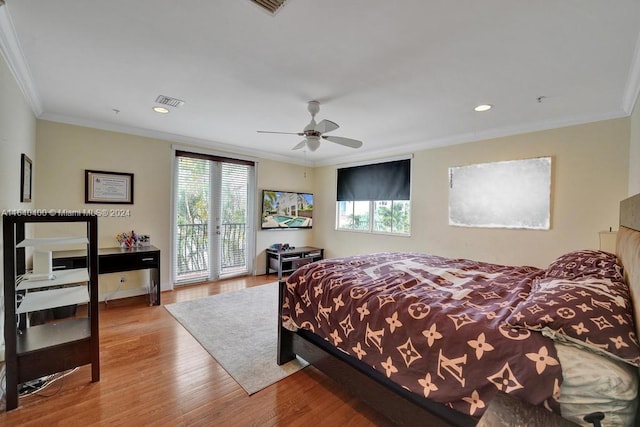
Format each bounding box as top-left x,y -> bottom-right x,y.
266,246 -> 323,279
53,246 -> 161,306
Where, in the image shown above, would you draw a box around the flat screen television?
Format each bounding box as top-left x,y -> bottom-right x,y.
261,190 -> 313,229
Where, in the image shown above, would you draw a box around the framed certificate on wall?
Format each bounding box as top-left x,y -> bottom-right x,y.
85,170 -> 134,204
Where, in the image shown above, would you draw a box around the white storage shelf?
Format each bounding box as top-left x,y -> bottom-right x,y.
19,268 -> 89,290
2,213 -> 100,412
17,286 -> 90,314
16,236 -> 89,248
14,238 -> 90,313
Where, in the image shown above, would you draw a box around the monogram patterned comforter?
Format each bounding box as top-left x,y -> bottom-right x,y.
281,252 -> 563,418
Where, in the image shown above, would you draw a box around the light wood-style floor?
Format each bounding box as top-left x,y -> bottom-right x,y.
0,274 -> 393,426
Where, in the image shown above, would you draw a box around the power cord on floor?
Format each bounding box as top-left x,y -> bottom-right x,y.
19,367 -> 78,399
104,279 -> 125,305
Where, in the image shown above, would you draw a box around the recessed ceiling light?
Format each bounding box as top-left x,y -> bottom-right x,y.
474,104 -> 492,112
153,106 -> 169,114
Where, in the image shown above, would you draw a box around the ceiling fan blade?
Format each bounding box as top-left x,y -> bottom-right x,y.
257,131 -> 303,135
322,136 -> 363,149
291,140 -> 307,150
315,119 -> 339,134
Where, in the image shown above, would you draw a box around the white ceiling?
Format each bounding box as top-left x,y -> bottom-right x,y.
2,0 -> 640,166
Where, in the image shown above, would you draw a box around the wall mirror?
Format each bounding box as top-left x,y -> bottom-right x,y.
448,157 -> 551,230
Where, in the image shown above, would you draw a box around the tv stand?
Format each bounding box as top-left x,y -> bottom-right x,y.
266,247 -> 323,279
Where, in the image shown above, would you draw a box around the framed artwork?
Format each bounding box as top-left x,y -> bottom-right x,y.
85,170 -> 134,204
20,153 -> 32,203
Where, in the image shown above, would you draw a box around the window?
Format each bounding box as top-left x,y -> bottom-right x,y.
173,150 -> 255,284
336,159 -> 411,235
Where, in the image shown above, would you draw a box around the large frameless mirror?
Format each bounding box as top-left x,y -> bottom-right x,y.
448,157 -> 551,230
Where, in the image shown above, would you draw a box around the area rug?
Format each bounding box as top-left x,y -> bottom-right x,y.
164,282 -> 307,395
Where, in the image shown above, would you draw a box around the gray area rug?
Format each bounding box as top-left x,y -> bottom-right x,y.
164,282 -> 307,395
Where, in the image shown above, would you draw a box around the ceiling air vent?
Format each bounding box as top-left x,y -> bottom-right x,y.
155,95 -> 185,108
250,0 -> 287,14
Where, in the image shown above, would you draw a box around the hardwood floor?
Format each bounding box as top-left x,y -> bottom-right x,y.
0,274 -> 393,426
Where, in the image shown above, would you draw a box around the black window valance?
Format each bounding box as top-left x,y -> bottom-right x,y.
337,159 -> 411,201
175,150 -> 255,166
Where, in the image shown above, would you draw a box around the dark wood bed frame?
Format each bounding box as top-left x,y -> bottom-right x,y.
277,194 -> 640,426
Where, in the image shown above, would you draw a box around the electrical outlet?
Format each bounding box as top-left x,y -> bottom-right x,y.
119,277 -> 125,283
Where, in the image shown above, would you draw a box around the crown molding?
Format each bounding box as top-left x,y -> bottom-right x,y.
0,4 -> 43,116
312,108 -> 629,167
38,111 -> 312,167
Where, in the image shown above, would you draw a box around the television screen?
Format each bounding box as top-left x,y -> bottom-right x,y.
261,190 -> 313,229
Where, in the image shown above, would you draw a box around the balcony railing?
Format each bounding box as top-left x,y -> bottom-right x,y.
176,223 -> 208,276
176,222 -> 247,278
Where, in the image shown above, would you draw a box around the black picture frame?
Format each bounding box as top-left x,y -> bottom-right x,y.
20,154 -> 32,203
85,170 -> 134,204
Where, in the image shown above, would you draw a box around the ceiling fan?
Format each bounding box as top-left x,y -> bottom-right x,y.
257,101 -> 363,152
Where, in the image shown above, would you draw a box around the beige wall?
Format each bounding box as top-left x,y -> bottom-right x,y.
0,55 -> 36,210
34,121 -> 317,292
35,120 -> 174,298
255,161 -> 315,274
630,94 -> 640,196
0,52 -> 37,359
313,118 -> 630,268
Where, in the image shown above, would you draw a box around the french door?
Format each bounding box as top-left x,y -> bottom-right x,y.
173,150 -> 255,284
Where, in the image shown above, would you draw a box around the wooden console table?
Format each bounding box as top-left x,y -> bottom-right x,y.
53,246 -> 161,306
266,246 -> 323,279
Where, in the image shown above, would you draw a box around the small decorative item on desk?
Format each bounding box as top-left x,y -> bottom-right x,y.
138,234 -> 151,247
116,231 -> 150,248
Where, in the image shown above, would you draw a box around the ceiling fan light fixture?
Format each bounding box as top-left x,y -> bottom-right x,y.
474,104 -> 493,112
306,137 -> 321,152
256,101 -> 363,152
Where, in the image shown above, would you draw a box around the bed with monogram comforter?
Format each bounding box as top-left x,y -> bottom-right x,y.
279,249 -> 640,425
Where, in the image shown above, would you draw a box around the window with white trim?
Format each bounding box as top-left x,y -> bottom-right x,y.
336,159 -> 411,235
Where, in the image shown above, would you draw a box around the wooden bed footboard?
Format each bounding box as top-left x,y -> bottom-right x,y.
277,278 -> 295,365
277,280 -> 477,427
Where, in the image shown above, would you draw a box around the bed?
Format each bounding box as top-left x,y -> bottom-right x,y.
277,194 -> 640,426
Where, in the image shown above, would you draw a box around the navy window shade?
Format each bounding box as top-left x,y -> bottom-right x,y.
337,159 -> 411,201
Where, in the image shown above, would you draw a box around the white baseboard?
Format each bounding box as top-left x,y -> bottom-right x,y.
99,287 -> 150,303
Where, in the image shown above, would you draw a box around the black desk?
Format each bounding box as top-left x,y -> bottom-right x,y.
53,246 -> 161,306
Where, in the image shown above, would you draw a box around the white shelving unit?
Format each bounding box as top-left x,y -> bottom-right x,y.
16,286 -> 91,314
2,213 -> 100,411
16,236 -> 89,248
19,268 -> 90,290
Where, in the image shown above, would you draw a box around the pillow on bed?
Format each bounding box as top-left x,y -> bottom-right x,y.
506,276 -> 640,367
544,249 -> 623,281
